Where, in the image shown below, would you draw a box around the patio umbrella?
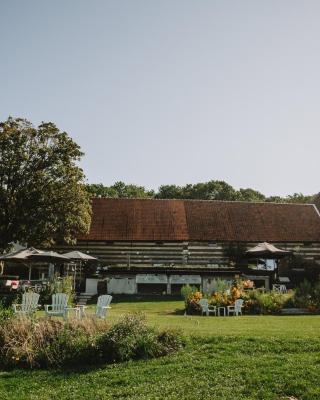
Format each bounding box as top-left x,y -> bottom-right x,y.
245,242 -> 291,259
27,251 -> 69,280
63,251 -> 97,261
0,247 -> 44,279
63,251 -> 98,289
0,247 -> 43,261
27,251 -> 69,263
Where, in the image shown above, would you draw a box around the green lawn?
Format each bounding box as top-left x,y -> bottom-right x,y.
1,299 -> 320,400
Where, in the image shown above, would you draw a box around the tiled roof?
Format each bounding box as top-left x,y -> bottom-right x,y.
78,198 -> 320,242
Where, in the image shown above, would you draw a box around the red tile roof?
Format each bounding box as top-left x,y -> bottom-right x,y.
79,198 -> 320,242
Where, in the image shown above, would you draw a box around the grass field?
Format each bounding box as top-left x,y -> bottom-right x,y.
1,299 -> 320,400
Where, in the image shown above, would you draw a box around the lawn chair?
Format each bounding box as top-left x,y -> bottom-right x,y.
13,292 -> 40,315
273,284 -> 287,294
95,295 -> 113,318
45,293 -> 69,317
227,299 -> 244,316
199,299 -> 217,316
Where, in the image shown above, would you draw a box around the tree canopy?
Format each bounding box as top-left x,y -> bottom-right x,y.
0,117 -> 91,252
86,180 -> 317,204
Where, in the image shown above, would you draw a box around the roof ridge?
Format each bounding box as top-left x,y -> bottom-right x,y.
91,197 -> 314,207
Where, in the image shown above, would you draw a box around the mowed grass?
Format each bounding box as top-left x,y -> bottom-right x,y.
1,298 -> 320,400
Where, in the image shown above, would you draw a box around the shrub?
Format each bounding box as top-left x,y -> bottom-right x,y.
294,279 -> 320,311
254,291 -> 291,314
0,302 -> 14,324
210,278 -> 231,294
96,313 -> 185,362
0,316 -> 108,368
181,285 -> 203,315
39,276 -> 75,306
0,313 -> 184,369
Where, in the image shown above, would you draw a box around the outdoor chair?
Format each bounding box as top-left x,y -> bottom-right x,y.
13,292 -> 40,315
199,298 -> 217,316
227,299 -> 244,316
273,284 -> 287,294
45,293 -> 69,317
95,294 -> 113,318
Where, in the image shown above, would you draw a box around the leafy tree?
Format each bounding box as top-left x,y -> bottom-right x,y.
236,188 -> 265,202
285,192 -> 313,203
155,184 -> 184,199
86,181 -> 154,198
312,193 -> 320,211
0,117 -> 91,252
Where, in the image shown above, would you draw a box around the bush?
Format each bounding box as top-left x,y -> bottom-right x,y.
39,276 -> 75,306
0,313 -> 184,369
0,303 -> 14,324
0,316 -> 108,368
97,313 -> 185,362
294,279 -> 320,312
244,290 -> 294,315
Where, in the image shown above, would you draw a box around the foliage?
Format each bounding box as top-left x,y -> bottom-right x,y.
97,313 -> 184,362
183,279 -> 295,315
39,276 -> 75,306
0,313 -> 184,369
0,302 -> 14,324
0,316 -> 108,368
180,286 -> 203,315
209,278 -> 232,294
86,179 -> 317,206
294,279 -> 320,311
0,117 -> 91,251
253,291 -> 292,314
86,181 -> 154,198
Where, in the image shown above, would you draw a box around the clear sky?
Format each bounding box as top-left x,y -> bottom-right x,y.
1,1 -> 319,196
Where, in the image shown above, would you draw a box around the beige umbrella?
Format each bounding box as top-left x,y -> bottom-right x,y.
245,242 -> 291,259
63,251 -> 98,289
0,247 -> 44,280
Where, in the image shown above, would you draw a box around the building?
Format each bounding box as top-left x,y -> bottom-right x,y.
56,198 -> 320,295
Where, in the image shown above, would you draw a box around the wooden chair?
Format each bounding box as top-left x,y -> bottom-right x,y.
199,298 -> 217,316
227,299 -> 244,316
45,293 -> 69,317
95,295 -> 113,318
13,292 -> 40,315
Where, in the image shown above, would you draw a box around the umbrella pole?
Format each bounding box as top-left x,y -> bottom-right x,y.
73,264 -> 76,291
29,265 -> 32,281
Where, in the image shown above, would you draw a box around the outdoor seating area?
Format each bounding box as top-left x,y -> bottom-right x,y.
12,291 -> 113,320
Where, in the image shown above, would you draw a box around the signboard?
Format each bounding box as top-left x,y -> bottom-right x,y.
169,275 -> 201,284
136,274 -> 168,284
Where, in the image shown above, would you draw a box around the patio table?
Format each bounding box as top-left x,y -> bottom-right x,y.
76,305 -> 87,318
64,307 -> 81,319
218,306 -> 226,316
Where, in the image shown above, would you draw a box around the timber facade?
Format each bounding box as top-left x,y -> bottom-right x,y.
57,198 -> 320,295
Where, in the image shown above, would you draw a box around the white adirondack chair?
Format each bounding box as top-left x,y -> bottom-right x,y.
199,298 -> 217,316
45,293 -> 69,317
13,292 -> 40,315
227,299 -> 244,316
95,295 -> 112,318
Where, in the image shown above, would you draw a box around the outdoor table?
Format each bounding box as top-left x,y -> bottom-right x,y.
76,305 -> 87,318
64,307 -> 81,319
218,306 -> 226,316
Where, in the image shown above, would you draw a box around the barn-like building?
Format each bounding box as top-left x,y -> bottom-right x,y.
57,198 -> 320,295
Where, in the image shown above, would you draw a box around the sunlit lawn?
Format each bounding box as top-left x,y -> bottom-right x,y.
1,298 -> 320,400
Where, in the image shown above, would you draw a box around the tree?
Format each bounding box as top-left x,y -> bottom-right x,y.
0,117 -> 91,252
236,188 -> 266,202
312,193 -> 320,211
86,181 -> 154,198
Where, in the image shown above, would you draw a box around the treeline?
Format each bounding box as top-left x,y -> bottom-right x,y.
86,181 -> 320,204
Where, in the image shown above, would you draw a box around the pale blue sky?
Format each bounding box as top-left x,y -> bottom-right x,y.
1,1 -> 319,196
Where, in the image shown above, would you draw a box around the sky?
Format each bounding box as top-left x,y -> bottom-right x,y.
0,0 -> 319,197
